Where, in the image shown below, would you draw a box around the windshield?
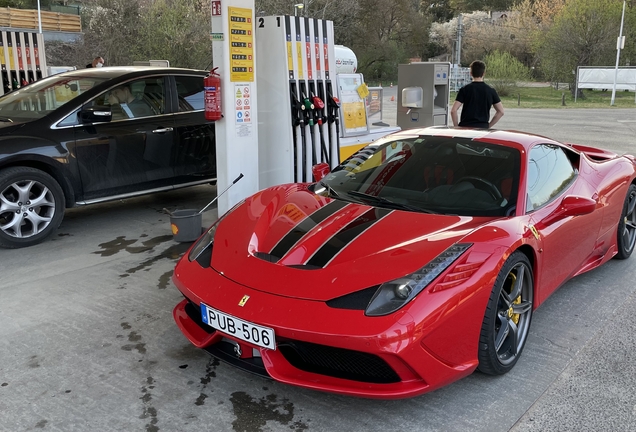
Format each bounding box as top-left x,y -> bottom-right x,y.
0,75 -> 109,123
316,136 -> 521,217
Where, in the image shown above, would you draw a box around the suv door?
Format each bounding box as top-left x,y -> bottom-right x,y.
169,74 -> 216,184
73,76 -> 175,200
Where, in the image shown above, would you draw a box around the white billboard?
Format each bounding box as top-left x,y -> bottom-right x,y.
577,66 -> 636,91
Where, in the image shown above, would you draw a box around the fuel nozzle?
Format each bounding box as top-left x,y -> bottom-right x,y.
328,95 -> 340,108
302,93 -> 314,111
311,95 -> 325,110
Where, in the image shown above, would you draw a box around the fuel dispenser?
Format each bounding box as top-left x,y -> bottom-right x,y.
0,31 -> 47,96
255,15 -> 337,188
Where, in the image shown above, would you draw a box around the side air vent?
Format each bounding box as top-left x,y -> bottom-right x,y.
253,252 -> 280,262
326,286 -> 379,310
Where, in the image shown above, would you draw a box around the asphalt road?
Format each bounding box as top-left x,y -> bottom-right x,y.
1,103 -> 636,432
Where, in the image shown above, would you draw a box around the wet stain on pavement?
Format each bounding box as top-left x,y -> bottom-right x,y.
194,357 -> 220,406
35,420 -> 48,429
121,341 -> 146,355
1,383 -> 7,386
158,270 -> 173,289
93,235 -> 187,288
230,392 -> 308,432
93,235 -> 173,257
93,236 -> 138,257
120,321 -> 146,354
140,376 -> 159,432
128,331 -> 142,342
195,393 -> 207,406
27,355 -> 40,368
165,344 -> 202,361
58,233 -> 71,237
123,242 -> 190,276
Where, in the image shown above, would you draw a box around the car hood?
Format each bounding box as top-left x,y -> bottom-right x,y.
211,184 -> 495,301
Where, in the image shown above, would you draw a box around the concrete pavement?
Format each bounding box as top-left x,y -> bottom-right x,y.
1,102 -> 636,432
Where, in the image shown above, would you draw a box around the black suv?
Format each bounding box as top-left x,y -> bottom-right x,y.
0,67 -> 216,248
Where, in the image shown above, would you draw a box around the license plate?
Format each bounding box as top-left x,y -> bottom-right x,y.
200,303 -> 276,350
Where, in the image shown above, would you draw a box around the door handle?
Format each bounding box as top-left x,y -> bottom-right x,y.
152,127 -> 173,134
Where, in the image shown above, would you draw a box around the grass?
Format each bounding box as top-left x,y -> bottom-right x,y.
451,85 -> 636,108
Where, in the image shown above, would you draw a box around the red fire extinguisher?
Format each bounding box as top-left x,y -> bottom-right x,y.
204,67 -> 222,121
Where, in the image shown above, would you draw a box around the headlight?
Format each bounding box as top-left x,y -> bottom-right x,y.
188,199 -> 245,262
365,243 -> 472,316
188,222 -> 220,262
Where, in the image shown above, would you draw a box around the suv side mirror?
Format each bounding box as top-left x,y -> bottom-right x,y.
80,106 -> 112,123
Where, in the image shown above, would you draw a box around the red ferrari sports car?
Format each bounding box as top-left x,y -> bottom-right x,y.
172,127 -> 636,399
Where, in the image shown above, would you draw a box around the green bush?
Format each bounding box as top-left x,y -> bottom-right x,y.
483,51 -> 531,97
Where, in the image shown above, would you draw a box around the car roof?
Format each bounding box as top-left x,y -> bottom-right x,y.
395,126 -> 564,151
53,66 -> 208,79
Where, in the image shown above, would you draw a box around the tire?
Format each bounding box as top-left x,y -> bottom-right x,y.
477,251 -> 534,375
615,183 -> 636,260
0,167 -> 65,248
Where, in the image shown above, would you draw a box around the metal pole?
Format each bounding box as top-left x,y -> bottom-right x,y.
611,0 -> 626,106
457,14 -> 463,67
37,0 -> 43,33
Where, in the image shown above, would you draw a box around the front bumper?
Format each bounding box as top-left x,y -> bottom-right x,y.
172,258 -> 482,399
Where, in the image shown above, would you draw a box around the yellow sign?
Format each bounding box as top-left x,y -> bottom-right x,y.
296,41 -> 303,79
287,41 -> 293,77
228,7 -> 254,82
342,101 -> 367,129
357,83 -> 370,99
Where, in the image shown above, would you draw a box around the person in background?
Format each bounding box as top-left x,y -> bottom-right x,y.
450,60 -> 504,129
86,57 -> 104,68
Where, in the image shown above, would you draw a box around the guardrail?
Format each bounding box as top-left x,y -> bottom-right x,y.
0,7 -> 82,32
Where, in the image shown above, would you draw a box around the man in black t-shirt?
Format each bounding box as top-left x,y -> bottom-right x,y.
450,60 -> 504,129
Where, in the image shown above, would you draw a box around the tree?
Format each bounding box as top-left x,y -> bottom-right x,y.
532,0 -> 634,91
351,0 -> 430,81
420,0 -> 454,23
137,0 -> 212,69
81,0 -> 144,66
255,0 -> 359,45
483,49 -> 530,96
449,0 -> 515,13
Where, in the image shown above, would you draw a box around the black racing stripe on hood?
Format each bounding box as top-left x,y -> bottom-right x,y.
305,208 -> 392,268
269,200 -> 349,260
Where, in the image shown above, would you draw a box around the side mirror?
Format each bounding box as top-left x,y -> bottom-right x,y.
80,105 -> 112,123
312,162 -> 331,182
540,195 -> 597,227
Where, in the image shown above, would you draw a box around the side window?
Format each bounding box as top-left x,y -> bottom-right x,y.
99,77 -> 165,120
174,75 -> 204,112
526,144 -> 576,212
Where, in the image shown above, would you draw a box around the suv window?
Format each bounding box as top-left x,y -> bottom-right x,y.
174,75 -> 204,112
0,76 -> 108,123
526,144 -> 576,212
99,77 -> 165,120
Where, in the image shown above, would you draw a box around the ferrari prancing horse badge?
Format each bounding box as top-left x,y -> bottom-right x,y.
238,295 -> 250,307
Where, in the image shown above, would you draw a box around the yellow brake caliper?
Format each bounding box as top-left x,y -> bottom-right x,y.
507,273 -> 521,325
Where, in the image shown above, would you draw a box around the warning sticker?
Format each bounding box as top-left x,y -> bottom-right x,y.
235,83 -> 253,137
